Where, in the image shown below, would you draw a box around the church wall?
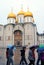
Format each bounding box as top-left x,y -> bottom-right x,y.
13,24 -> 24,46
17,15 -> 24,23
4,24 -> 13,47
7,18 -> 16,23
24,17 -> 33,22
33,26 -> 37,45
0,25 -> 4,47
0,23 -> 37,47
24,23 -> 36,46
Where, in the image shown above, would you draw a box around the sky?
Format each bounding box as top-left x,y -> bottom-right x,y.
0,0 -> 44,33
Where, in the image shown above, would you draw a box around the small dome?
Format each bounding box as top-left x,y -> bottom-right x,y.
24,11 -> 33,17
17,10 -> 25,15
7,12 -> 16,19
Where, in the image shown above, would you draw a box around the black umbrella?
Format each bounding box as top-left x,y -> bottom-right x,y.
29,45 -> 39,49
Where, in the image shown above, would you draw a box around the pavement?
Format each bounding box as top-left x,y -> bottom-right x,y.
0,48 -> 6,65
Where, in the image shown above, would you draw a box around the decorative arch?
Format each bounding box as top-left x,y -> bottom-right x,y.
14,30 -> 22,46
13,25 -> 24,33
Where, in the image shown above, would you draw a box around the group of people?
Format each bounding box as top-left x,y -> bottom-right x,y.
6,45 -> 44,65
20,46 -> 44,65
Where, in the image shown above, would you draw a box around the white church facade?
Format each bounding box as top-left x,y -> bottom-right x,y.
0,9 -> 44,65
0,9 -> 44,47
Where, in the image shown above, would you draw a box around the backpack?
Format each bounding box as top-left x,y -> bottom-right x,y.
10,49 -> 14,57
28,50 -> 35,61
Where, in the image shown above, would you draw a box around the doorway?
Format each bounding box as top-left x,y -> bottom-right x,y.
14,30 -> 22,65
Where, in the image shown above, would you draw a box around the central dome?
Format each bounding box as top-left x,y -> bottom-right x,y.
24,10 -> 33,17
7,12 -> 16,19
17,10 -> 25,15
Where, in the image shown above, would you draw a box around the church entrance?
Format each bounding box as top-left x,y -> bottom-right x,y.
14,30 -> 22,65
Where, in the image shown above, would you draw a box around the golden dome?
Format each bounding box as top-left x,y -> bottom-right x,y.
24,11 -> 33,17
7,12 -> 16,19
17,10 -> 25,15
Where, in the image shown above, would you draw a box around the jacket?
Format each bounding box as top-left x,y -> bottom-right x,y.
28,49 -> 35,61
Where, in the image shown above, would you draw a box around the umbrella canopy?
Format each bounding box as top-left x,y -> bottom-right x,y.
37,47 -> 44,52
7,44 -> 16,49
7,44 -> 13,49
39,44 -> 44,48
29,45 -> 39,49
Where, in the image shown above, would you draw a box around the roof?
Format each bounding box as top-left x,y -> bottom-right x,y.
7,12 -> 16,19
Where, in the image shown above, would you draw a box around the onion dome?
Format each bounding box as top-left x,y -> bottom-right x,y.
7,12 -> 16,19
24,9 -> 33,17
17,10 -> 25,15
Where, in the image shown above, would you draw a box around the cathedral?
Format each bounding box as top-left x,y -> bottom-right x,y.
0,8 -> 44,65
0,9 -> 38,47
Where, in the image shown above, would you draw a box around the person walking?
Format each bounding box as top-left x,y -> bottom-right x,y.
36,49 -> 41,65
6,45 -> 16,65
40,51 -> 44,65
20,47 -> 28,65
28,47 -> 35,65
6,48 -> 10,65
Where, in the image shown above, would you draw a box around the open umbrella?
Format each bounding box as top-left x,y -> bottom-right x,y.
39,44 -> 44,48
37,44 -> 44,52
37,47 -> 44,52
7,44 -> 16,49
29,45 -> 39,49
7,44 -> 13,49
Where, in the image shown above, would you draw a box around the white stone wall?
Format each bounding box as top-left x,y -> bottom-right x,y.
33,26 -> 37,45
4,24 -> 13,47
24,23 -> 37,46
7,18 -> 16,23
24,17 -> 33,23
17,15 -> 24,23
0,22 -> 37,47
0,25 -> 4,47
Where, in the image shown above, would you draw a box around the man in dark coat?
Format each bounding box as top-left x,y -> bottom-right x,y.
36,49 -> 41,65
20,47 -> 27,65
6,48 -> 10,65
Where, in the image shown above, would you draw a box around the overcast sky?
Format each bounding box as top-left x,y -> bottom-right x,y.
0,0 -> 44,33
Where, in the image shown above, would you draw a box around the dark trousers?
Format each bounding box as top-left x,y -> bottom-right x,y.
6,58 -> 10,65
29,60 -> 35,65
20,57 -> 27,65
41,60 -> 44,65
36,58 -> 40,65
6,57 -> 13,65
9,57 -> 14,65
